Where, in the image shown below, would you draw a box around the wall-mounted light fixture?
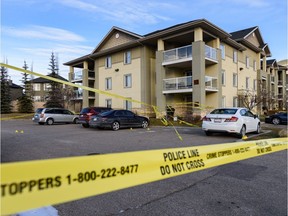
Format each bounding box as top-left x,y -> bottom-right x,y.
115,68 -> 119,72
239,67 -> 244,71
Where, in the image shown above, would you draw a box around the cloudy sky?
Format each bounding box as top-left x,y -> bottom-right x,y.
1,0 -> 287,85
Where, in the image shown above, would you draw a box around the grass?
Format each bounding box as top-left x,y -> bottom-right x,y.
0,112 -> 34,120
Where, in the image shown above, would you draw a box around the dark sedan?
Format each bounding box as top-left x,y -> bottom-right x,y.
89,110 -> 149,131
265,112 -> 287,125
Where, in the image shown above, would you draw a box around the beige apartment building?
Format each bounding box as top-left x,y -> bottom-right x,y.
64,19 -> 287,118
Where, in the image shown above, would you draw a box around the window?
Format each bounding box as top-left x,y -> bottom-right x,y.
222,96 -> 226,107
233,73 -> 238,87
233,97 -> 238,107
246,77 -> 249,89
33,83 -> 41,91
253,79 -> 257,91
33,96 -> 41,102
124,51 -> 131,64
220,44 -> 225,59
246,56 -> 249,68
233,50 -> 237,63
105,77 -> 112,90
124,98 -> 132,110
44,83 -> 51,91
124,74 -> 132,88
253,60 -> 257,71
221,70 -> 226,86
105,56 -> 112,68
105,99 -> 112,108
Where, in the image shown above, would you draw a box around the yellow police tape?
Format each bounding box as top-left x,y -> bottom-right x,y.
1,138 -> 287,215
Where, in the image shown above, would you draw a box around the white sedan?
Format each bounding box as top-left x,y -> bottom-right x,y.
202,107 -> 261,138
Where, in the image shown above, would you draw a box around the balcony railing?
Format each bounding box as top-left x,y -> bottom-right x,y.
205,76 -> 218,90
163,76 -> 193,91
163,45 -> 192,63
163,75 -> 218,93
205,45 -> 217,61
74,90 -> 83,99
72,70 -> 95,81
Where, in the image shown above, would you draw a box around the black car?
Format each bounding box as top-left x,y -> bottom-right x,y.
89,110 -> 149,131
79,107 -> 113,128
265,112 -> 287,125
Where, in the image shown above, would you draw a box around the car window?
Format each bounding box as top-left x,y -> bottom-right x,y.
100,110 -> 114,117
63,110 -> 71,115
210,109 -> 237,114
45,109 -> 55,114
246,111 -> 254,117
124,110 -> 134,117
54,109 -> 64,114
115,111 -> 125,116
240,109 -> 247,116
36,108 -> 44,114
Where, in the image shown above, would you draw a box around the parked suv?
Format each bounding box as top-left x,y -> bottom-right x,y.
32,108 -> 79,125
79,107 -> 113,128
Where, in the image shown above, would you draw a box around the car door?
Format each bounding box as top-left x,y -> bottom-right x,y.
62,109 -> 73,122
124,110 -> 139,126
54,109 -> 65,123
242,109 -> 258,132
114,110 -> 128,126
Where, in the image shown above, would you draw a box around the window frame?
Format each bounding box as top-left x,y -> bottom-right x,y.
221,70 -> 226,86
124,51 -> 131,64
233,50 -> 237,63
33,83 -> 41,91
233,73 -> 238,87
246,56 -> 250,68
220,44 -> 225,60
105,99 -> 112,108
124,74 -> 132,88
105,77 -> 112,90
105,56 -> 112,68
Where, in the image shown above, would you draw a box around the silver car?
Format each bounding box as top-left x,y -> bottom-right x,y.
32,108 -> 79,125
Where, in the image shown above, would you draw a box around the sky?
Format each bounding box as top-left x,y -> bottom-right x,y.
1,0 -> 287,85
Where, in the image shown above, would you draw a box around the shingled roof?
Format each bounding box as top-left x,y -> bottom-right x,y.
230,26 -> 258,40
30,73 -> 68,83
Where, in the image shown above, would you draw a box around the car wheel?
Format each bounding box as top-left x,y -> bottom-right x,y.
38,122 -> 45,125
82,123 -> 89,128
272,117 -> 281,125
237,125 -> 246,138
112,121 -> 120,131
46,118 -> 54,125
255,123 -> 261,134
205,131 -> 212,136
142,120 -> 149,128
73,118 -> 79,124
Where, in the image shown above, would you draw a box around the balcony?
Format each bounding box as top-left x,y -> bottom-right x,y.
71,70 -> 95,82
162,76 -> 218,94
162,44 -> 217,66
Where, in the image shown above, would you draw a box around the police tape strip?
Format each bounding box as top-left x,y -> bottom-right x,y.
1,138 -> 287,215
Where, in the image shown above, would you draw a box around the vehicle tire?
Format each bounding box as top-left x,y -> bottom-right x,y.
142,120 -> 149,128
255,123 -> 261,134
73,118 -> 79,124
237,125 -> 246,138
38,122 -> 45,125
82,123 -> 89,128
272,117 -> 281,125
112,121 -> 120,131
46,118 -> 54,125
205,131 -> 212,136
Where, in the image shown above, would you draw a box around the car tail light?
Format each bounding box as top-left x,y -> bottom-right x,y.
225,116 -> 238,122
202,116 -> 211,121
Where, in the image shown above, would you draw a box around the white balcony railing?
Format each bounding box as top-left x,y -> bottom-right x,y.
163,75 -> 218,92
74,90 -> 83,99
205,76 -> 218,90
72,70 -> 95,81
163,45 -> 192,63
205,45 -> 217,61
163,76 -> 193,91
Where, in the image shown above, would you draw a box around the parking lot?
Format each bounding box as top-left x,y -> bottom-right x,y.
1,120 -> 287,216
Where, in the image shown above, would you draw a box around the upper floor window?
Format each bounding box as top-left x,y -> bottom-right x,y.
233,50 -> 237,63
105,77 -> 112,90
33,83 -> 41,91
221,70 -> 226,86
124,98 -> 132,110
220,44 -> 225,59
105,56 -> 112,68
44,83 -> 51,91
124,74 -> 132,88
253,60 -> 257,71
246,56 -> 250,68
33,96 -> 41,102
233,97 -> 238,107
124,51 -> 131,64
233,73 -> 238,87
253,79 -> 257,91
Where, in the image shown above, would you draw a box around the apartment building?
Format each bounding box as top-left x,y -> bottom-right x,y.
64,19 -> 286,117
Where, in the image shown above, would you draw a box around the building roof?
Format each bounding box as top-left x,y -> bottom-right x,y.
266,59 -> 277,67
9,82 -> 23,89
230,26 -> 258,40
30,73 -> 68,83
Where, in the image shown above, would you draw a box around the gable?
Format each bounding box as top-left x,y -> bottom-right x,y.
92,27 -> 143,54
245,32 -> 260,47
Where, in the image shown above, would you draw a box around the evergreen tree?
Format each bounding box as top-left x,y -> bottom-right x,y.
0,63 -> 12,113
17,61 -> 34,113
44,52 -> 63,108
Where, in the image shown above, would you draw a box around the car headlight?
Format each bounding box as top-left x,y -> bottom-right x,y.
92,118 -> 97,121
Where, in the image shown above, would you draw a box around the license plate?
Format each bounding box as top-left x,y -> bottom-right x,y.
214,118 -> 222,123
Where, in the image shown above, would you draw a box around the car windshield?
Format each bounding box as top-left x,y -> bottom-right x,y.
80,108 -> 90,114
210,108 -> 237,115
